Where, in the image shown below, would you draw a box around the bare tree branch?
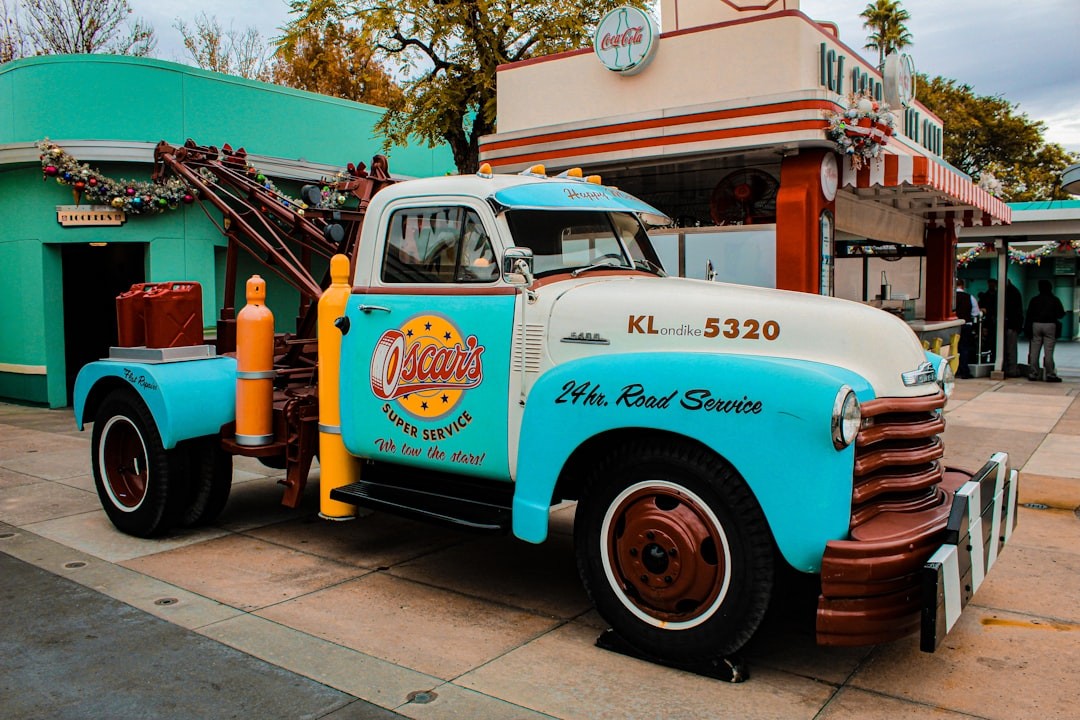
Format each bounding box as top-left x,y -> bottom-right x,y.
18,0 -> 156,57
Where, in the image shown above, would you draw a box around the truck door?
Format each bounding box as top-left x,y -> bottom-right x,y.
339,202 -> 517,481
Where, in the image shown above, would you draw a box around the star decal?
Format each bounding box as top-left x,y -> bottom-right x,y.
441,394 -> 449,404
424,322 -> 432,330
421,401 -> 429,410
406,329 -> 413,337
444,331 -> 452,341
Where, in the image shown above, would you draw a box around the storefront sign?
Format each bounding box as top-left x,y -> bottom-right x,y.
883,52 -> 916,108
56,205 -> 126,227
820,153 -> 838,202
593,6 -> 658,75
818,43 -> 882,101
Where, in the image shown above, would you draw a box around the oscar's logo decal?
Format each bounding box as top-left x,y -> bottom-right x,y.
370,314 -> 485,419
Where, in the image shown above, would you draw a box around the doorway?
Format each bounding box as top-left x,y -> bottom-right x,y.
62,243 -> 146,402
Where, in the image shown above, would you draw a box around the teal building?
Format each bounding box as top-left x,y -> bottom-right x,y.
958,200 -> 1080,341
0,55 -> 454,407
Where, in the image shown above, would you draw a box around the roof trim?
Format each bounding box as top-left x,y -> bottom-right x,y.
842,154 -> 1011,226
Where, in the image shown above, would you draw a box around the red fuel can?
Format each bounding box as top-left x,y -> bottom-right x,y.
143,282 -> 204,349
115,283 -> 159,347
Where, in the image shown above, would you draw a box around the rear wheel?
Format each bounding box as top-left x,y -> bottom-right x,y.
178,436 -> 233,527
575,440 -> 774,661
91,390 -> 187,538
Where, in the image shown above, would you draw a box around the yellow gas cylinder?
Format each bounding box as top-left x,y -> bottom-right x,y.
318,254 -> 358,520
235,275 -> 275,446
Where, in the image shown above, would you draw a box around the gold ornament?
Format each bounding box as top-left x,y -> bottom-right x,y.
111,197 -> 125,208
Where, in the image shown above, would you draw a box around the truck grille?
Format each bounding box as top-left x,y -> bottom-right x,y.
850,393 -> 946,529
817,389 -> 956,646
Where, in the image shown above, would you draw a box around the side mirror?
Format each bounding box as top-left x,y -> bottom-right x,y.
502,247 -> 535,287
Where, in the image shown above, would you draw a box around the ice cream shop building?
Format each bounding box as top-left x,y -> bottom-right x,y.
480,0 -> 1010,325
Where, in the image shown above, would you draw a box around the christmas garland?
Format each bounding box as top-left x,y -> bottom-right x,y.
38,139 -> 352,217
957,239 -> 1080,267
39,139 -> 195,214
824,92 -> 897,171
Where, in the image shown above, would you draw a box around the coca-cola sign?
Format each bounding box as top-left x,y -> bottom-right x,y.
593,6 -> 658,75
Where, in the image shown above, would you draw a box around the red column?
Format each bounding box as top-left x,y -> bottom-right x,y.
924,224 -> 957,321
776,150 -> 836,293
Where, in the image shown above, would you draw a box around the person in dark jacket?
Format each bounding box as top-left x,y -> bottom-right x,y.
1003,279 -> 1024,377
1025,279 -> 1066,382
954,279 -> 977,379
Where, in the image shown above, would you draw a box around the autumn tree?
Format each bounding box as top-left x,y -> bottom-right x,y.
280,0 -> 647,173
175,13 -> 270,81
918,74 -> 1078,201
15,0 -> 155,57
271,15 -> 401,108
860,0 -> 912,69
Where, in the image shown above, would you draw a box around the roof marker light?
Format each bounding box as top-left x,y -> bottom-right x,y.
520,164 -> 546,177
477,163 -> 493,178
586,175 -> 602,185
557,168 -> 584,179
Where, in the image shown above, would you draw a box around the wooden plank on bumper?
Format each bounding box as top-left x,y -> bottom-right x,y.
921,452 -> 1019,652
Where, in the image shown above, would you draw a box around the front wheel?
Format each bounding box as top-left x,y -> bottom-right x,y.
91,390 -> 187,538
575,441 -> 774,661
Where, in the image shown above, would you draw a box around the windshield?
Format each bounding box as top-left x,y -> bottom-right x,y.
504,210 -> 663,277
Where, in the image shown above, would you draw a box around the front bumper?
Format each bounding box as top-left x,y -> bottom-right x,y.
817,452 -> 1018,650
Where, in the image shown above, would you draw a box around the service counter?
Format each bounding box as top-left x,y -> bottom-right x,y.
906,318 -> 965,346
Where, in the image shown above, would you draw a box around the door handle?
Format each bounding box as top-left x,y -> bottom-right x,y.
358,305 -> 391,314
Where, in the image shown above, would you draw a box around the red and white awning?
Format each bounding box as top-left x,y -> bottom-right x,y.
842,154 -> 1011,227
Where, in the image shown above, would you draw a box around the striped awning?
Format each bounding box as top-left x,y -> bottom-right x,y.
842,154 -> 1011,227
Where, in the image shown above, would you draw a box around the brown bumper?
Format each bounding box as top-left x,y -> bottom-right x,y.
816,469 -> 969,646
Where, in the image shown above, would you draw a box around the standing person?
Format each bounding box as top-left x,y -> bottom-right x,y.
1025,279 -> 1066,383
1003,279 -> 1024,377
954,279 -> 977,379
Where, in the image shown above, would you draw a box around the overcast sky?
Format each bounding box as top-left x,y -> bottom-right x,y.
129,0 -> 1080,154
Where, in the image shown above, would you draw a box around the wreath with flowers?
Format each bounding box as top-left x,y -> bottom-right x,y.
824,92 -> 897,170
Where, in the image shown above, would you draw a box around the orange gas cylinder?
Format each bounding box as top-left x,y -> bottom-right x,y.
235,275 -> 274,446
318,254 -> 358,520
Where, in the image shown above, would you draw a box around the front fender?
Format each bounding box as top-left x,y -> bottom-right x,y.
512,352 -> 874,572
73,356 -> 237,449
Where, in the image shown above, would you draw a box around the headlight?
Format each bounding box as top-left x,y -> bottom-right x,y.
832,386 -> 861,450
936,361 -> 955,400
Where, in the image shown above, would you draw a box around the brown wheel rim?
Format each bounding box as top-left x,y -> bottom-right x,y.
600,480 -> 731,629
99,416 -> 149,511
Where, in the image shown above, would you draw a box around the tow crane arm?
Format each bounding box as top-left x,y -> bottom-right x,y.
151,139 -> 396,506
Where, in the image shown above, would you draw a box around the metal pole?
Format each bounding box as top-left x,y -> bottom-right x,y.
994,239 -> 1007,378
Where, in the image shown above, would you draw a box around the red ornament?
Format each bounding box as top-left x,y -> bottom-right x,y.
73,181 -> 86,190
182,194 -> 195,204
126,187 -> 136,196
44,165 -> 59,176
88,177 -> 98,186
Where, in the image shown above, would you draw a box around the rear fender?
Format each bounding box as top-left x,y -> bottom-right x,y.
512,353 -> 874,572
73,356 -> 237,449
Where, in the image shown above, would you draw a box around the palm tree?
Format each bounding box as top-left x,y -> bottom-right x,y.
860,0 -> 913,69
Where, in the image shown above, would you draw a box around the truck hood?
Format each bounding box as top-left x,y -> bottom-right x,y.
543,275 -> 936,398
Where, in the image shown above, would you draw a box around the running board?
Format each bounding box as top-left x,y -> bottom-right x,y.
329,473 -> 512,534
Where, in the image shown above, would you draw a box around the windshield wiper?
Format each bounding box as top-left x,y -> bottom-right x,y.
570,258 -> 625,277
633,258 -> 666,276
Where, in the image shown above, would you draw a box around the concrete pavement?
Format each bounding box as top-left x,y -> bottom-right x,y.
2,373 -> 1079,719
